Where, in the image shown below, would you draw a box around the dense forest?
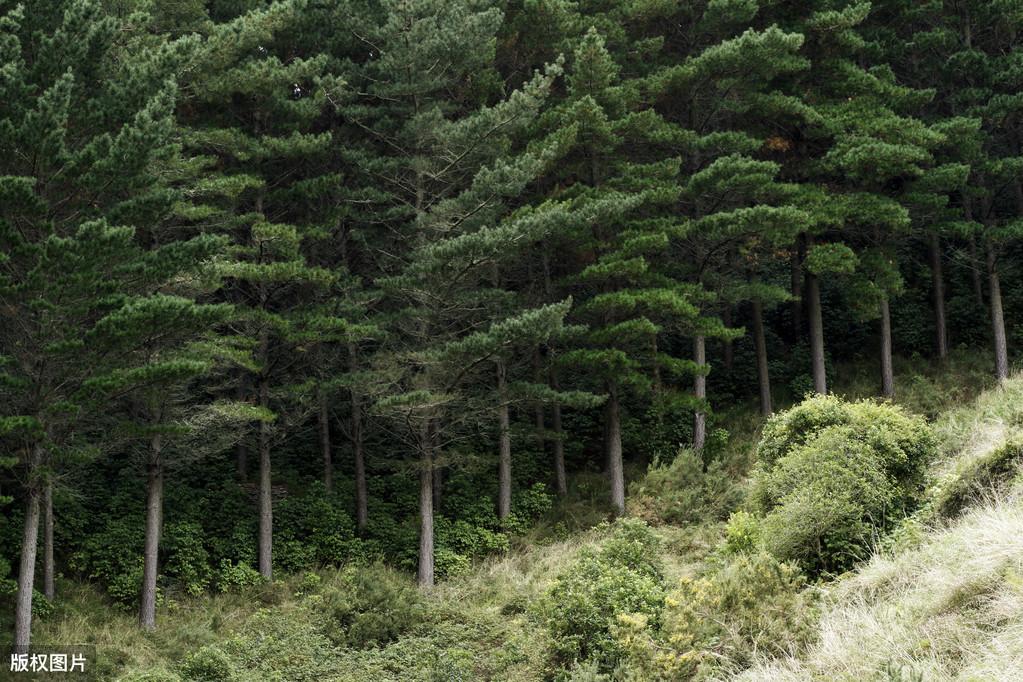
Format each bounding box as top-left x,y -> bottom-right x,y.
2,0 -> 1023,679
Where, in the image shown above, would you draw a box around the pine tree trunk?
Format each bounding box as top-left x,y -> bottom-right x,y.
14,444 -> 43,651
318,387 -> 332,492
348,344 -> 368,532
43,481 -> 54,602
551,401 -> 567,496
880,298 -> 895,399
929,234 -> 949,361
496,361 -> 512,521
791,238 -> 804,341
964,195 -> 985,308
722,307 -> 733,370
139,434 -> 163,630
987,240 -> 1010,382
236,378 -> 248,480
432,467 -> 443,513
752,298 -> 773,416
693,335 -> 707,450
532,348 -> 545,450
806,252 -> 827,394
257,376 -> 273,580
417,421 -> 434,588
605,384 -> 625,515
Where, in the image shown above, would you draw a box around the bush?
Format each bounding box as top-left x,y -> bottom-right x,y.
535,519 -> 666,674
317,563 -> 424,648
748,395 -> 935,575
69,516 -> 144,608
628,448 -> 743,525
215,559 -> 264,592
180,646 -> 233,682
614,552 -> 816,680
163,521 -> 212,597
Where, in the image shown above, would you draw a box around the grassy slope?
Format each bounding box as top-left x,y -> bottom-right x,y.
737,372 -> 1023,681
31,351 -> 1015,680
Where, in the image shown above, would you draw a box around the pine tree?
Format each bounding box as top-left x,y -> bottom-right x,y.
0,0 -> 224,647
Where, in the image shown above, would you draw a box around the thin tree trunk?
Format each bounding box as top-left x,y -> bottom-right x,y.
417,421 -> 434,588
496,361 -> 512,520
964,196 -> 985,308
318,387 -> 332,492
139,434 -> 163,630
722,307 -> 734,370
929,234 -> 949,361
693,335 -> 707,450
752,298 -> 773,416
532,348 -> 545,449
880,298 -> 895,398
791,237 -> 804,341
348,344 -> 368,532
550,364 -> 567,496
606,383 -> 625,515
257,375 -> 272,580
987,240 -> 1009,382
14,444 -> 43,651
805,238 -> 827,394
236,379 -> 248,480
43,481 -> 54,601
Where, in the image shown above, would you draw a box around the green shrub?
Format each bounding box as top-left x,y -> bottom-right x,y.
748,396 -> 935,575
614,552 -> 816,680
931,438 -> 1022,519
69,516 -> 144,608
180,646 -> 233,682
535,519 -> 666,674
317,563 -> 424,648
629,448 -> 743,525
215,559 -> 264,592
163,521 -> 212,597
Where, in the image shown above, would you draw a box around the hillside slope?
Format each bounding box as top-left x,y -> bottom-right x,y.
737,378 -> 1023,681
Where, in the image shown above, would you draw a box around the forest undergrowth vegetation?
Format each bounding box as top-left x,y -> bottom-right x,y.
17,351 -> 1018,681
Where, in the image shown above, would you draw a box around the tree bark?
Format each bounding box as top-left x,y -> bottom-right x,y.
693,335 -> 707,450
257,376 -> 272,580
752,298 -> 773,416
14,444 -> 43,651
791,237 -> 804,341
139,434 -> 163,630
606,383 -> 625,515
880,298 -> 895,399
722,307 -> 734,370
964,196 -> 985,308
496,361 -> 512,520
43,481 -> 54,602
987,240 -> 1009,382
318,387 -> 332,492
348,344 -> 368,532
236,378 -> 248,481
805,240 -> 827,394
928,234 -> 949,361
417,421 -> 434,588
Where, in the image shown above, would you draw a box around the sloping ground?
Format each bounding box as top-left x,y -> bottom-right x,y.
735,378 -> 1023,682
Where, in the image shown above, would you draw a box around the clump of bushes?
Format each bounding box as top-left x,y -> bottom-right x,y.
316,563 -> 424,648
535,518 -> 666,674
628,447 -> 743,525
745,395 -> 936,575
613,552 -> 816,680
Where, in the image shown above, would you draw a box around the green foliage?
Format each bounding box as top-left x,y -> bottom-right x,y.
628,448 -> 743,526
180,646 -> 233,682
316,564 -> 423,649
535,519 -> 666,674
163,522 -> 212,597
749,396 -> 936,575
614,552 -> 816,679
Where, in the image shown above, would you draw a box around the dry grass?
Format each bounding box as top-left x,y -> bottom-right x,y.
733,375 -> 1023,682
